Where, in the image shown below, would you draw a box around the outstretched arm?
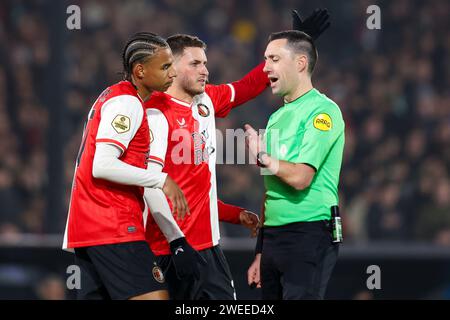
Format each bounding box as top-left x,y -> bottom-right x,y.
208,8 -> 331,118
218,200 -> 259,237
207,63 -> 270,118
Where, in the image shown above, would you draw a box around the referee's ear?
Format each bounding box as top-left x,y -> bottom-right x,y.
296,54 -> 308,74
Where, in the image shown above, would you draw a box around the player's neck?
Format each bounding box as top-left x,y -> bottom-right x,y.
284,78 -> 313,104
166,85 -> 194,104
130,77 -> 151,101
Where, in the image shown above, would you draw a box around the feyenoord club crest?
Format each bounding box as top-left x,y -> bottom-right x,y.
197,103 -> 210,117
152,265 -> 165,283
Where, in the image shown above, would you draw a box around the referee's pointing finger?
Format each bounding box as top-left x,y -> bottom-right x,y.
244,124 -> 257,136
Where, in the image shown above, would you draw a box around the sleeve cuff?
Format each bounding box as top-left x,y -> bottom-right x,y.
96,139 -> 127,155
148,155 -> 164,167
156,172 -> 168,189
297,158 -> 319,172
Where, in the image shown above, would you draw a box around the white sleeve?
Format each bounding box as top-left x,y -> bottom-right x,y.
147,108 -> 168,167
92,143 -> 167,188
144,188 -> 184,243
96,95 -> 144,154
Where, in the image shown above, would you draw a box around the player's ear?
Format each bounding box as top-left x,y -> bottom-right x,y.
296,54 -> 307,73
134,63 -> 145,79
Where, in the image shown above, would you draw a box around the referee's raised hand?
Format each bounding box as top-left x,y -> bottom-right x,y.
244,124 -> 263,160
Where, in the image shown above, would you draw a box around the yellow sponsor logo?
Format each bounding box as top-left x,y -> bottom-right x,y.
313,113 -> 332,131
111,114 -> 130,134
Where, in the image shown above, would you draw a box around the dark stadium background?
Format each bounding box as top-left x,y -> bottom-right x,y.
0,0 -> 449,299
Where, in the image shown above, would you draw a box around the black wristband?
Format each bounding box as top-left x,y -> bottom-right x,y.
256,151 -> 268,168
255,227 -> 263,255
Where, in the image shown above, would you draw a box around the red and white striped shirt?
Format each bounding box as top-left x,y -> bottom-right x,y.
64,81 -> 150,249
145,63 -> 269,255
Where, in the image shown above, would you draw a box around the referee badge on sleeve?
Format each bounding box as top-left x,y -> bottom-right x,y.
313,113 -> 332,131
112,115 -> 130,134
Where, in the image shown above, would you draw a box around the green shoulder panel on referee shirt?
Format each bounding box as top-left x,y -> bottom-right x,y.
263,88 -> 345,226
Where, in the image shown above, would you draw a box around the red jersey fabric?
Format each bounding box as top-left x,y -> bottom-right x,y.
64,81 -> 150,249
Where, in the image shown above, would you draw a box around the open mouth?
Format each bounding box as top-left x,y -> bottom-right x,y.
269,76 -> 278,86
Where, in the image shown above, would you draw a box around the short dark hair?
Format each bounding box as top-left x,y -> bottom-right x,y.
268,30 -> 318,75
166,34 -> 206,57
122,32 -> 169,80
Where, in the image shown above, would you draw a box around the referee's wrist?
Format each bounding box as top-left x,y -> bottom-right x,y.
256,151 -> 270,168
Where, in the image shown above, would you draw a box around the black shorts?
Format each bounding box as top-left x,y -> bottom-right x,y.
261,220 -> 339,300
157,245 -> 236,300
74,241 -> 167,300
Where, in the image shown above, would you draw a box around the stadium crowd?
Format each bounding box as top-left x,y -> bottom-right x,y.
0,0 -> 449,248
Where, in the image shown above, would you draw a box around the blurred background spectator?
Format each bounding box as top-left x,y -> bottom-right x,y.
34,274 -> 66,300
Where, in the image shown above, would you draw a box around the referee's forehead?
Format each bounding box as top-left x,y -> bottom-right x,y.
264,39 -> 289,58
